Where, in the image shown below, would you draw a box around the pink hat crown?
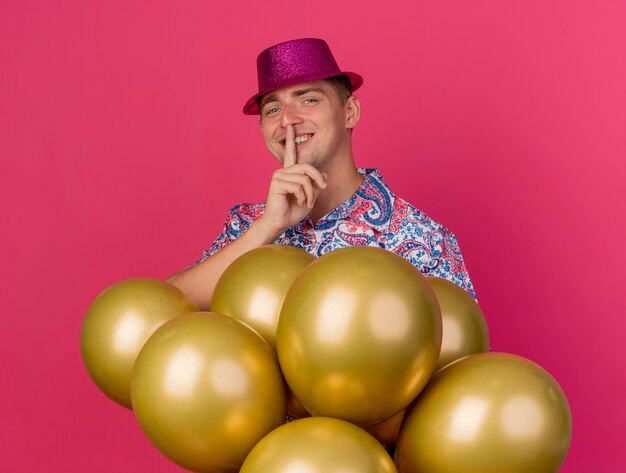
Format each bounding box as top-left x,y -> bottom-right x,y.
243,38 -> 363,115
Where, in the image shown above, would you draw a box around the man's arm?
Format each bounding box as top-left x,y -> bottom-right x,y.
167,125 -> 327,310
166,218 -> 282,310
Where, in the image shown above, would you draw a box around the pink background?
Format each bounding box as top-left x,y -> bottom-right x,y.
2,1 -> 624,471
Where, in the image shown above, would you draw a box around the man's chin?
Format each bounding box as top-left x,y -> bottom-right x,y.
295,153 -> 321,168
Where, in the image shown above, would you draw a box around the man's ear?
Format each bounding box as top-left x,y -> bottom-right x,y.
345,95 -> 361,129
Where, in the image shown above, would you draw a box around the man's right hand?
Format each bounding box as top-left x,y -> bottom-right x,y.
167,126 -> 327,310
259,124 -> 327,236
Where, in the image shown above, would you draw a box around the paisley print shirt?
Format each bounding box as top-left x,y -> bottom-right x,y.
199,168 -> 476,298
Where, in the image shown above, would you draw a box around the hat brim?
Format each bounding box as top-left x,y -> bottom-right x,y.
242,71 -> 363,115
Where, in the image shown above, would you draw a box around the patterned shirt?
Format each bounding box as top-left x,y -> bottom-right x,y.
200,168 -> 476,299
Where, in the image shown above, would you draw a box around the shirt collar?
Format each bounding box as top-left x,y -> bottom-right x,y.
318,168 -> 395,232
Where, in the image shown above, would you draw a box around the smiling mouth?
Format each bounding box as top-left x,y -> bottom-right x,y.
280,133 -> 314,146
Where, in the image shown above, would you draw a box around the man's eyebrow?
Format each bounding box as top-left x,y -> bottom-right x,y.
259,94 -> 278,111
292,87 -> 326,97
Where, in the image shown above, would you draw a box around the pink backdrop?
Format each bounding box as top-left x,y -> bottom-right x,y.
2,1 -> 624,471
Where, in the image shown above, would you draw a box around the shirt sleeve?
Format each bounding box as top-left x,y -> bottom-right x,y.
391,205 -> 477,300
430,228 -> 477,300
193,203 -> 252,265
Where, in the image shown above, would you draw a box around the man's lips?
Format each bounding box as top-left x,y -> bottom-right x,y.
279,133 -> 314,147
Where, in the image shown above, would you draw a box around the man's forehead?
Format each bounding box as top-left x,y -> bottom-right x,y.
259,80 -> 331,104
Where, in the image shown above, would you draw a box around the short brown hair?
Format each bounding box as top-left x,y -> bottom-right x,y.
324,75 -> 353,103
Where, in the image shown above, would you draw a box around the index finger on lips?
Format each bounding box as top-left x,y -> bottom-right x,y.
283,125 -> 296,168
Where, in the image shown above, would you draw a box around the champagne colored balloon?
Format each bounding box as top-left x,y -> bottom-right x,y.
365,409 -> 406,445
240,417 -> 398,473
277,246 -> 442,426
426,277 -> 490,371
395,353 -> 572,473
80,278 -> 197,408
211,244 -> 315,351
131,312 -> 286,473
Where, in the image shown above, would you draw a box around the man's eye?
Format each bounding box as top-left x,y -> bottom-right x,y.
303,98 -> 318,104
264,107 -> 279,116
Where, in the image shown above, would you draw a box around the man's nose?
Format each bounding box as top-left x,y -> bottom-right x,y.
280,105 -> 303,127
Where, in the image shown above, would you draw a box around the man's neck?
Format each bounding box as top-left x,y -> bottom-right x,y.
310,159 -> 364,226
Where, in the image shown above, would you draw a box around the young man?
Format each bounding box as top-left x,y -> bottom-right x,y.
168,38 -> 476,309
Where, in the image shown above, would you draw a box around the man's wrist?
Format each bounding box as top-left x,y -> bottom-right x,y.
248,218 -> 285,245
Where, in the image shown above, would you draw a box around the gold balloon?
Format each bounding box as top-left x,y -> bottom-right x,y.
80,278 -> 197,408
240,417 -> 398,473
427,277 -> 490,371
364,409 -> 406,445
211,244 -> 315,351
277,246 -> 442,426
395,353 -> 572,473
131,312 -> 286,473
